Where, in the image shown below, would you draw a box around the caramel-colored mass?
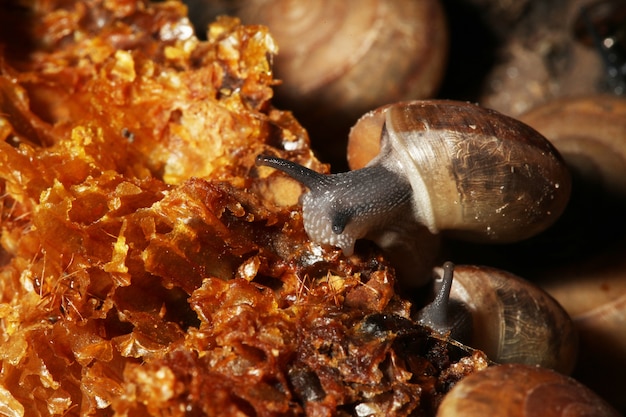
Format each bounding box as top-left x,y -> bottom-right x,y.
0,1 -> 485,416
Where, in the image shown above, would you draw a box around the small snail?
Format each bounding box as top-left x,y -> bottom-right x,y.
437,364 -> 622,417
256,100 -> 571,285
417,263 -> 578,375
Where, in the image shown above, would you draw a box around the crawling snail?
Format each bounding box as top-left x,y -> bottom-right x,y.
417,262 -> 578,375
256,100 -> 571,286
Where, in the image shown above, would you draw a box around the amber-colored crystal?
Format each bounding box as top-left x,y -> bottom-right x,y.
0,1 -> 484,415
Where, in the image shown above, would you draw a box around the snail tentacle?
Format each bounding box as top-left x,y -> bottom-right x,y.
256,154 -> 328,191
416,261 -> 455,332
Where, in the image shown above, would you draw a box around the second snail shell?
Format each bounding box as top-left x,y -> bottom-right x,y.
447,265 -> 578,375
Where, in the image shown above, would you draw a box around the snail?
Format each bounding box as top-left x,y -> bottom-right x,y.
437,363 -> 622,417
417,262 -> 578,375
256,100 -> 571,286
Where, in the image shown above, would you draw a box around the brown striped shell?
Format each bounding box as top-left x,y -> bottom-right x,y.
348,100 -> 572,243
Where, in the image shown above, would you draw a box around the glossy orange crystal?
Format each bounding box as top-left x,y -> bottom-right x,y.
0,1 -> 485,416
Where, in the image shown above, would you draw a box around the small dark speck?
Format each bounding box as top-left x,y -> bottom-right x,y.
121,127 -> 135,142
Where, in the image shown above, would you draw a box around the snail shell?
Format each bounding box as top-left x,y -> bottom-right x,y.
345,100 -> 571,243
418,263 -> 578,375
437,364 -> 622,417
236,0 -> 449,121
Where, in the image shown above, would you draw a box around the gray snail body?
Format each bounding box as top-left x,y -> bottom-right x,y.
417,263 -> 578,375
256,101 -> 571,285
